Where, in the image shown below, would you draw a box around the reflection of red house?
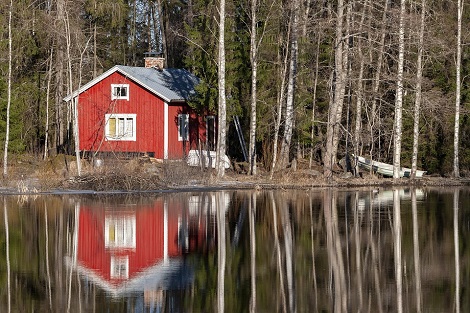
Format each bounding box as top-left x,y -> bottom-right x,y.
64,57 -> 216,159
71,196 -> 212,296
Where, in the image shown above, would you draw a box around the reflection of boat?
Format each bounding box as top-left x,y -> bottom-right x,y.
355,155 -> 426,178
358,188 -> 426,210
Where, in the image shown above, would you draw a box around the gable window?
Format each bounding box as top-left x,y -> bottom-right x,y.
110,256 -> 129,279
105,114 -> 136,141
178,113 -> 189,141
111,84 -> 129,100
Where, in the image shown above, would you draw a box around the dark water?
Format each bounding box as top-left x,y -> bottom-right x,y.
0,187 -> 468,312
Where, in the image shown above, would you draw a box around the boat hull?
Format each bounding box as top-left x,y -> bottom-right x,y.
355,155 -> 425,178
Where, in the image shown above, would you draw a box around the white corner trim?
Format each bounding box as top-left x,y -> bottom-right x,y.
164,102 -> 168,159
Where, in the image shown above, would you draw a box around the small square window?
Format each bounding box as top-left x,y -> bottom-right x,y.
111,84 -> 129,100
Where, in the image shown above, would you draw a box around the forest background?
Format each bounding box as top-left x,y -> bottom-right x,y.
0,0 -> 468,179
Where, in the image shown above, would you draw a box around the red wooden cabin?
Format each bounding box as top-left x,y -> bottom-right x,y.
64,58 -> 216,159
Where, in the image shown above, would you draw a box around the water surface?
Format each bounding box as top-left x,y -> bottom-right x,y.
0,187 -> 467,312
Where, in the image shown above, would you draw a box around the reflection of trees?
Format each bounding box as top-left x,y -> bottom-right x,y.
323,189 -> 347,312
393,189 -> 403,313
454,189 -> 460,313
4,199 -> 11,313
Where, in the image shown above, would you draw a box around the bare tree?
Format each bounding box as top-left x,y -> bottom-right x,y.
324,0 -> 347,178
393,0 -> 406,180
279,0 -> 299,170
411,0 -> 426,179
411,189 -> 422,312
454,0 -> 464,178
3,0 -> 12,177
249,0 -> 259,175
216,0 -> 227,178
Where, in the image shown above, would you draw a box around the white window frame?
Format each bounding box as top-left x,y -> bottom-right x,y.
178,113 -> 189,141
104,215 -> 136,249
105,113 -> 137,141
111,84 -> 130,101
110,256 -> 129,279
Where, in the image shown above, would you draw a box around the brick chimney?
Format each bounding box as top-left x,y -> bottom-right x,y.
144,57 -> 165,70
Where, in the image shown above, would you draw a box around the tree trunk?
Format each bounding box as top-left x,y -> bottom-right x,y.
393,0 -> 406,180
3,0 -> 12,177
279,0 -> 299,170
249,0 -> 258,175
309,34 -> 321,169
216,0 -> 227,178
44,48 -> 54,160
411,0 -> 426,179
324,0 -> 346,178
454,0 -> 463,178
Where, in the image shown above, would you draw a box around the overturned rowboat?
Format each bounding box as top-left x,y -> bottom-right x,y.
354,155 -> 426,178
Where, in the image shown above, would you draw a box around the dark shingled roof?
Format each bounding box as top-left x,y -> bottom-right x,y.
64,65 -> 199,102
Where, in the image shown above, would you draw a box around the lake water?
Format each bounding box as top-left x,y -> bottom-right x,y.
0,187 -> 467,312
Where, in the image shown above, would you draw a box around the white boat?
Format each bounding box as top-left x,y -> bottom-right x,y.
354,155 -> 426,178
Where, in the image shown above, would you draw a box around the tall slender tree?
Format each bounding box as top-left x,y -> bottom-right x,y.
3,0 -> 13,177
453,0 -> 463,178
411,0 -> 426,179
393,0 -> 406,180
216,0 -> 227,178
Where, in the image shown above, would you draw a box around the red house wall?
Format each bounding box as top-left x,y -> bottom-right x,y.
77,71 -> 204,159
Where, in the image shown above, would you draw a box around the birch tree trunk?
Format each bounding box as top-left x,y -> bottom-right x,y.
411,0 -> 426,179
454,0 -> 463,178
216,0 -> 227,178
324,0 -> 346,178
270,32 -> 289,179
44,48 -> 54,160
279,0 -> 299,169
309,34 -> 321,169
393,0 -> 406,180
249,0 -> 258,175
64,10 -> 82,176
3,0 -> 12,177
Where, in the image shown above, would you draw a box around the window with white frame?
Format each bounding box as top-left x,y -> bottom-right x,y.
111,84 -> 129,100
178,113 -> 189,141
105,114 -> 136,141
105,215 -> 136,249
110,256 -> 129,279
